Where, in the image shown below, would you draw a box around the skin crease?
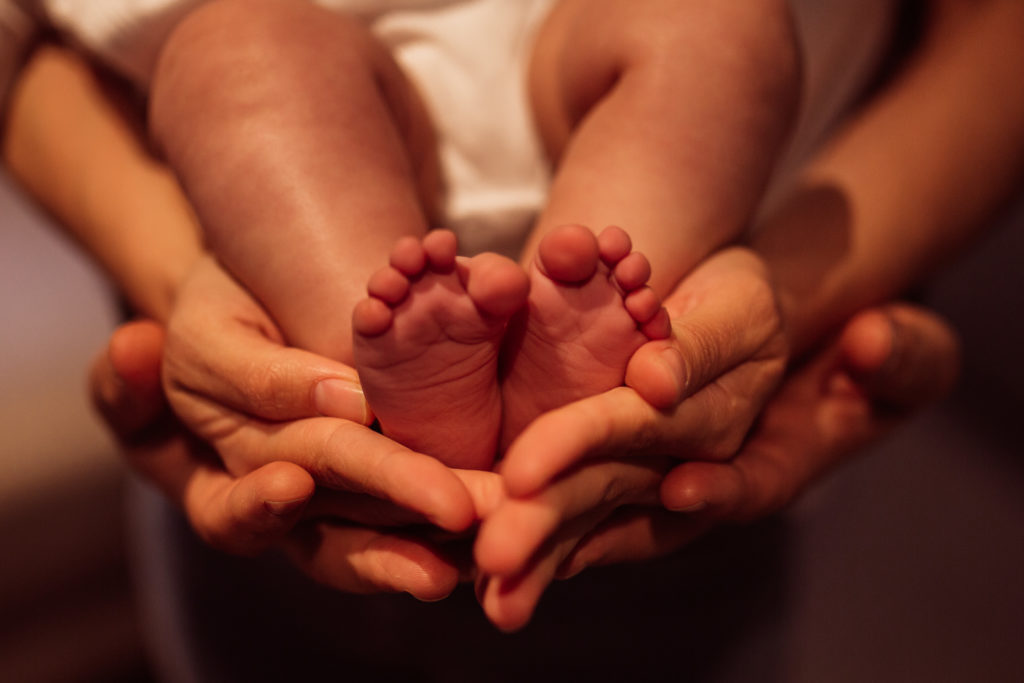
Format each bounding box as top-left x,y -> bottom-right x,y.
6,0 -> 1022,631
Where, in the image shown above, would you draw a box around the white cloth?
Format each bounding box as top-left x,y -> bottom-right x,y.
9,0 -> 554,257
1,0 -> 895,254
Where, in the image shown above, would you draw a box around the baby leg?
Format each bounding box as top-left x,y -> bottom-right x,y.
354,231 -> 529,470
150,0 -> 440,362
500,224 -> 669,447
527,0 -> 802,293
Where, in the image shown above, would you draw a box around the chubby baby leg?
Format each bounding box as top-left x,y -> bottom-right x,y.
500,224 -> 669,447
527,0 -> 801,293
150,0 -> 440,363
353,231 -> 529,470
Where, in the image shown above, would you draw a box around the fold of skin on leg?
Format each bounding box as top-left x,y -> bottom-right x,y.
149,0 -> 441,363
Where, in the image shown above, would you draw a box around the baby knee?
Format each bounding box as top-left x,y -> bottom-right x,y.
149,0 -> 373,147
154,0 -> 371,79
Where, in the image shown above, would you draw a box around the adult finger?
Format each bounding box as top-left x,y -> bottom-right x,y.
500,348 -> 779,498
90,321 -> 316,555
557,508 -> 714,579
90,320 -> 167,438
476,458 -> 667,577
658,342 -> 862,517
660,302 -> 961,518
476,508 -> 606,632
500,249 -> 786,497
164,256 -> 371,423
284,522 -> 463,602
302,468 -> 504,529
93,322 -> 468,596
839,303 -> 961,411
625,247 -> 785,408
211,415 -> 478,532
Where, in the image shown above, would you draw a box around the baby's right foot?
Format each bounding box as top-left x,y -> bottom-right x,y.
353,230 -> 529,470
499,224 -> 670,447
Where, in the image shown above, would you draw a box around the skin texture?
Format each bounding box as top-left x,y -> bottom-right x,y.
6,0 -> 1021,631
352,230 -> 529,470
499,224 -> 669,449
149,0 -> 439,360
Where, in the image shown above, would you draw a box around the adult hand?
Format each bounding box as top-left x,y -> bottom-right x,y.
498,246 -> 789,497
91,253 -> 494,599
473,302 -> 959,630
161,255 -> 476,533
561,302 -> 959,570
474,247 -> 787,628
91,320 -> 315,556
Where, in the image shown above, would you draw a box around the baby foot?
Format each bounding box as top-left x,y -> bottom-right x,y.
500,224 -> 670,447
353,230 -> 529,470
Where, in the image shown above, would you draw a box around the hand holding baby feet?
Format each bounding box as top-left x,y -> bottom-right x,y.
353,230 -> 529,470
499,224 -> 670,447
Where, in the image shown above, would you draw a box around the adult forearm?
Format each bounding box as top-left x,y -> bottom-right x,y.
2,45 -> 202,321
753,0 -> 1024,355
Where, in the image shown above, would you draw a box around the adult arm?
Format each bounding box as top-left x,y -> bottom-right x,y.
497,0 -> 1024,496
2,44 -> 477,599
475,0 -> 1024,627
2,44 -> 200,320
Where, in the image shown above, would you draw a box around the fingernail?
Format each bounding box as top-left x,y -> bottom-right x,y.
264,497 -> 308,517
315,378 -> 368,423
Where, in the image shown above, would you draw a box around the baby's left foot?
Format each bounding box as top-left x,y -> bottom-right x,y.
353,230 -> 529,470
499,224 -> 670,447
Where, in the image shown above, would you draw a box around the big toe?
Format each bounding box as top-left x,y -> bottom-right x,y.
464,253 -> 530,318
536,224 -> 600,283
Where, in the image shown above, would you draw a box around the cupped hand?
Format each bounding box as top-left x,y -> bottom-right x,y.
498,246 -> 789,498
90,288 -> 481,602
161,255 -> 476,533
472,302 -> 959,630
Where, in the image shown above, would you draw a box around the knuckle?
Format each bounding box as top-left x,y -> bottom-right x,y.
676,321 -> 723,389
238,359 -> 296,417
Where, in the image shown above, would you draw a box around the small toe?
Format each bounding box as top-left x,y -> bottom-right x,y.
597,225 -> 632,265
613,252 -> 652,292
423,230 -> 458,271
465,253 -> 530,318
624,286 -> 661,323
390,236 -> 427,275
640,307 -> 672,340
367,266 -> 410,304
537,224 -> 599,283
352,297 -> 394,337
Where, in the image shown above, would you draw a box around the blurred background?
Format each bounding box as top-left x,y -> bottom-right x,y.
0,170 -> 149,680
1,162 -> 1022,682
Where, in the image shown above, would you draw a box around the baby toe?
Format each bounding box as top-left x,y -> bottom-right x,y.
423,229 -> 458,271
612,252 -> 652,292
390,235 -> 428,275
537,224 -> 600,283
352,297 -> 395,337
465,253 -> 530,318
367,266 -> 410,304
597,225 -> 632,265
624,286 -> 662,323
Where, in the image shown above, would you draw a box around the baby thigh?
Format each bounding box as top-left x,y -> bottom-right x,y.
150,0 -> 440,361
527,0 -> 802,292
